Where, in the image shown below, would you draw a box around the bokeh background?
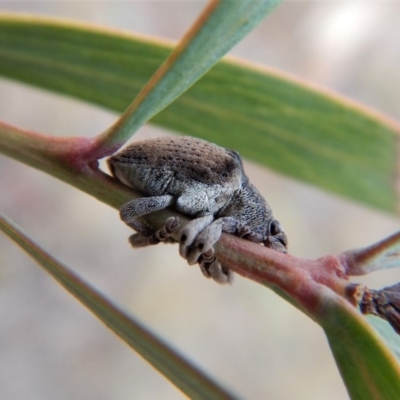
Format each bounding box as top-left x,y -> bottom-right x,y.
1,2 -> 400,400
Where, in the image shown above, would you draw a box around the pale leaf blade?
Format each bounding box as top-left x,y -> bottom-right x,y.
341,231 -> 400,275
0,212 -> 237,400
0,15 -> 398,212
104,0 -> 283,144
319,291 -> 400,400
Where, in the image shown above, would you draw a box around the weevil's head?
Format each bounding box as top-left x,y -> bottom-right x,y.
234,181 -> 288,253
264,219 -> 288,253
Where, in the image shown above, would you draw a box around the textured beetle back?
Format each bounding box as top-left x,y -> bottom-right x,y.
108,136 -> 244,187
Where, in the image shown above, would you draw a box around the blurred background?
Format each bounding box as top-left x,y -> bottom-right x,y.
0,2 -> 400,400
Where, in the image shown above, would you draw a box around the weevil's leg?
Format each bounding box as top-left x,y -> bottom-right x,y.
265,235 -> 288,253
179,217 -> 236,285
120,195 -> 176,247
179,216 -> 264,284
127,224 -> 164,248
181,216 -> 264,284
221,217 -> 264,242
184,218 -> 225,265
154,216 -> 181,241
128,216 -> 181,247
120,195 -> 174,226
200,261 -> 233,284
198,248 -> 233,284
183,217 -> 263,265
179,215 -> 214,261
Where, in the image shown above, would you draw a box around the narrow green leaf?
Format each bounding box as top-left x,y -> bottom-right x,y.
0,212 -> 237,400
0,14 -> 399,212
319,291 -> 400,400
99,0 -> 283,147
366,316 -> 400,361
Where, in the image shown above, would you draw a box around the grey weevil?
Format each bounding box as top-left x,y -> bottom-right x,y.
107,136 -> 287,284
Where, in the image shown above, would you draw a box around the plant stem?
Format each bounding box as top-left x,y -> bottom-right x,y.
0,116 -> 353,319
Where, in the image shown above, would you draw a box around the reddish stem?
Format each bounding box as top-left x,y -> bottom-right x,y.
215,233 -> 350,318
0,120 -> 122,172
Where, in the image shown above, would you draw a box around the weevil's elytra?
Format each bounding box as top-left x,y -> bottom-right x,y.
108,136 -> 287,284
108,136 -> 243,206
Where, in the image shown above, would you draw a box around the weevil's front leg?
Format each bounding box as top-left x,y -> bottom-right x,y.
199,248 -> 233,284
185,218 -> 236,284
182,218 -> 225,265
120,195 -> 180,247
181,217 -> 263,265
180,216 -> 254,284
179,215 -> 214,261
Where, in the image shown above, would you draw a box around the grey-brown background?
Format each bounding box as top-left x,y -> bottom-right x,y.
1,2 -> 399,400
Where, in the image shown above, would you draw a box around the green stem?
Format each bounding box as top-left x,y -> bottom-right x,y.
0,120 -> 136,208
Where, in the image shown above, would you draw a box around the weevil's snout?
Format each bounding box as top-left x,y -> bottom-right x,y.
264,219 -> 288,253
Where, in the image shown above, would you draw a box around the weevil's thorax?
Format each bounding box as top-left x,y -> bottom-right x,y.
218,178 -> 274,238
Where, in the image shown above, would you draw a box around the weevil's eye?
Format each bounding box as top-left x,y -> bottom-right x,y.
269,219 -> 282,236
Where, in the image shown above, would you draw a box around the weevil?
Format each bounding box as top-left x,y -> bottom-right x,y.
107,136 -> 287,283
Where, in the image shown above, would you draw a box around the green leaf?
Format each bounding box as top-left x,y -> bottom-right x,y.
0,212 -> 237,400
318,291 -> 400,400
366,316 -> 400,361
96,0 -> 283,148
0,14 -> 398,212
